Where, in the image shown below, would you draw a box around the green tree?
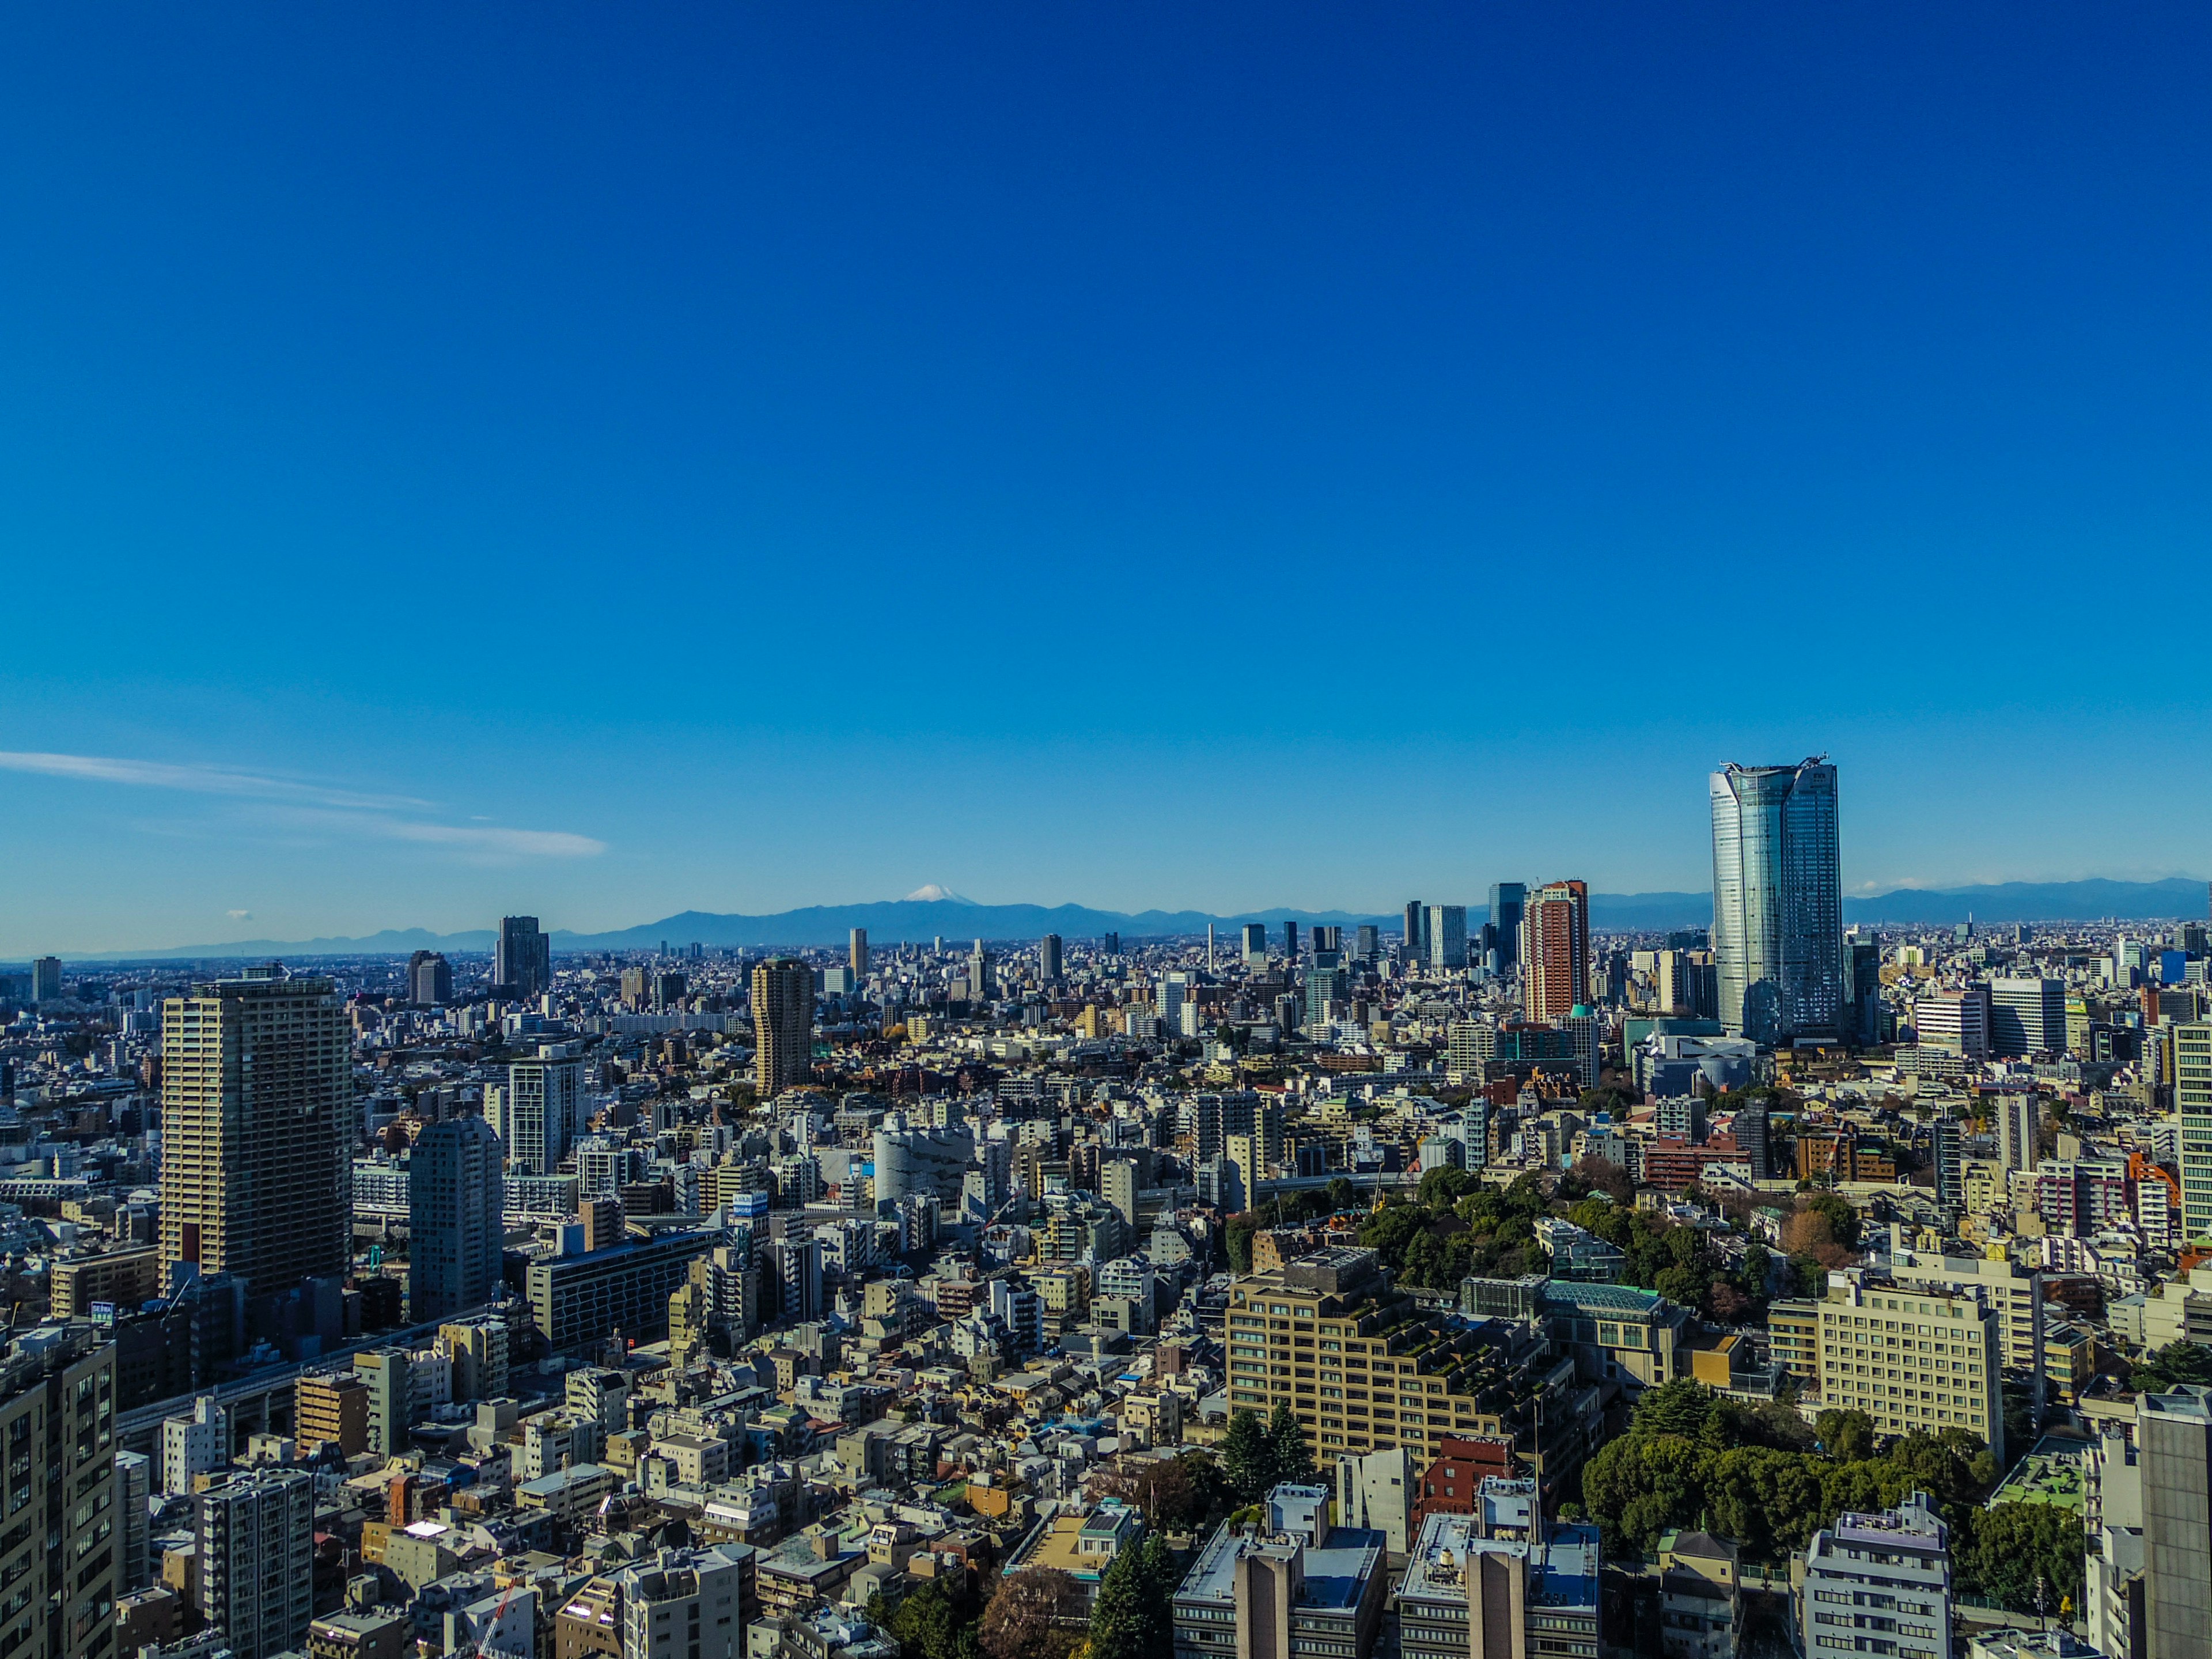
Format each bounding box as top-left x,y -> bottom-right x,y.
1225,1214 -> 1260,1274
884,1580 -> 983,1659
1221,1408 -> 1271,1503
978,1570 -> 1082,1659
1814,1410 -> 1875,1461
1631,1377 -> 1719,1441
1953,1503 -> 2086,1612
1091,1533 -> 1177,1659
2131,1340 -> 2212,1393
1266,1402 -> 1312,1487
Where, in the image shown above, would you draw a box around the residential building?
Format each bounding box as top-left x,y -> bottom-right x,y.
1039,934 -> 1062,983
1812,1271 -> 2004,1462
1657,1531 -> 1740,1659
525,1229 -> 719,1354
1709,759 -> 1842,1044
1800,1494 -> 1950,1659
2139,1387 -> 2211,1659
849,929 -> 868,978
614,1547 -> 752,1659
293,1372 -> 369,1457
1886,1228 -> 2044,1391
2173,1021 -> 2212,1241
28,958 -> 62,1005
198,1468 -> 315,1659
1523,883 -> 1589,1024
752,959 -> 815,1097
158,968 -> 351,1296
161,1395 -> 229,1494
498,1048 -> 582,1177
1396,1510 -> 1600,1659
0,1324 -> 122,1659
1172,1489 -> 1388,1659
50,1249 -> 158,1319
408,1114 -> 505,1321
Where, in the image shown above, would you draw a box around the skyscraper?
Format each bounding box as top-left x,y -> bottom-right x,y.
495,915 -> 551,1000
1039,933 -> 1063,983
159,968 -> 350,1296
1241,922 -> 1267,966
1522,881 -> 1589,1024
1487,884 -> 1527,974
1424,906 -> 1467,971
28,956 -> 61,1003
407,949 -> 453,1006
1990,978 -> 2067,1057
1403,901 -> 1425,958
0,1324 -> 120,1659
497,1047 -> 582,1175
1355,924 -> 1379,961
2139,1387 -> 2212,1659
408,1114 -> 505,1321
2169,1021 -> 2212,1241
199,1469 -> 315,1659
849,928 -> 868,977
1709,759 -> 1843,1044
752,957 -> 815,1096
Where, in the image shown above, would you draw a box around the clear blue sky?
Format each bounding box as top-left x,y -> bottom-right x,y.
4,4 -> 2209,955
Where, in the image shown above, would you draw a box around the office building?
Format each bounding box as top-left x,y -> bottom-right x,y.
872,1121 -> 974,1206
0,1324 -> 121,1659
158,968 -> 350,1296
1355,924 -> 1380,961
1488,883 -> 1527,975
1397,1511 -> 1600,1659
407,950 -> 453,1007
1990,978 -> 2066,1058
495,916 -> 551,1001
1709,759 -> 1843,1044
1039,933 -> 1063,983
1403,901 -> 1425,958
1915,990 -> 1991,1060
1425,906 -> 1468,973
1842,935 -> 1883,1044
2139,1387 -> 2211,1659
1173,1488 -> 1388,1659
1522,881 -> 1589,1024
408,1115 -> 505,1321
751,958 -> 815,1097
2173,1021 -> 2212,1243
1334,1448 -> 1416,1558
1801,1493 -> 1950,1659
199,1469 -> 316,1659
1241,923 -> 1267,966
498,1048 -> 582,1176
849,929 -> 868,978
27,956 -> 64,1005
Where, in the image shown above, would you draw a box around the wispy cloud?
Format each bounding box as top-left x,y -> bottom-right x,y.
0,749 -> 605,859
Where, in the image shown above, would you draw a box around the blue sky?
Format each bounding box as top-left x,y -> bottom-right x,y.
3,4 -> 2210,955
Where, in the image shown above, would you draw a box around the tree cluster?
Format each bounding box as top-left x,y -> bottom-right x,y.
1221,1404 -> 1313,1502
1091,1449 -> 1234,1535
1355,1168 -> 1548,1289
1224,1180 -> 1360,1272
2131,1339 -> 2212,1393
1560,1199 -> 1770,1324
1579,1380 -> 2078,1612
1088,1534 -> 1181,1659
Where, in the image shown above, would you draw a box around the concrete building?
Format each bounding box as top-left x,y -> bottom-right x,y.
498,1048 -> 582,1177
752,959 -> 815,1097
1657,1531 -> 1740,1659
0,1326 -> 123,1659
116,1449 -> 151,1592
1811,1272 -> 2005,1462
50,1248 -> 159,1319
28,957 -> 62,1004
1522,882 -> 1589,1025
495,916 -> 551,1001
1395,1510 -> 1600,1659
2139,1387 -> 2212,1659
1885,1228 -> 2044,1397
525,1229 -> 719,1354
2172,1021 -> 2212,1242
1334,1448 -> 1415,1558
293,1372 -> 369,1458
158,968 -> 351,1296
1800,1494 -> 1949,1659
198,1468 -> 315,1659
1172,1487 -> 1388,1659
408,1114 -> 505,1321
1709,759 -> 1842,1044
1990,978 -> 2067,1058
161,1395 -> 229,1494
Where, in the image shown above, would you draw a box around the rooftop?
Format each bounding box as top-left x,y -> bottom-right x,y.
1175,1521 -> 1385,1612
1400,1513 -> 1599,1612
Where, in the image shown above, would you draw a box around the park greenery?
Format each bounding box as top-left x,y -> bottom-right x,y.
1222,1403 -> 1315,1499
2130,1338 -> 2212,1393
1578,1378 -> 2082,1613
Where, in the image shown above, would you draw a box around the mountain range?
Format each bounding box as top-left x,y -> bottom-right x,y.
33,876 -> 2211,962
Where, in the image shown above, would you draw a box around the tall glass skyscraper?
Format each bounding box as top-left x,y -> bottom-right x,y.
1710,759 -> 1843,1044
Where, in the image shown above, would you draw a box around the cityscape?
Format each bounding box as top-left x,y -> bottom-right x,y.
3,14 -> 2209,1659
1,756 -> 2208,1659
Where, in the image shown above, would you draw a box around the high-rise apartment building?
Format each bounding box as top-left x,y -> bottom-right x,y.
198,1469 -> 315,1659
29,957 -> 62,1003
1425,906 -> 1468,972
1709,759 -> 1843,1044
1997,1094 -> 2040,1175
408,1115 -> 505,1321
2171,1021 -> 2212,1243
849,928 -> 868,978
1487,884 -> 1527,974
0,1324 -> 120,1659
1801,1493 -> 1950,1659
494,916 -> 551,1001
1039,933 -> 1063,983
1990,978 -> 2066,1058
406,950 -> 453,1007
2139,1387 -> 2212,1659
497,1048 -> 582,1176
751,958 -> 815,1097
158,969 -> 350,1296
1522,881 -> 1589,1024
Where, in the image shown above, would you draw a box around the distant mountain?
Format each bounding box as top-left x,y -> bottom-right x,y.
44,876 -> 2210,963
1843,877 -> 2209,925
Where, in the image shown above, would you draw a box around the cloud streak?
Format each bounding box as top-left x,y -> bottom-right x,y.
0,749 -> 605,859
